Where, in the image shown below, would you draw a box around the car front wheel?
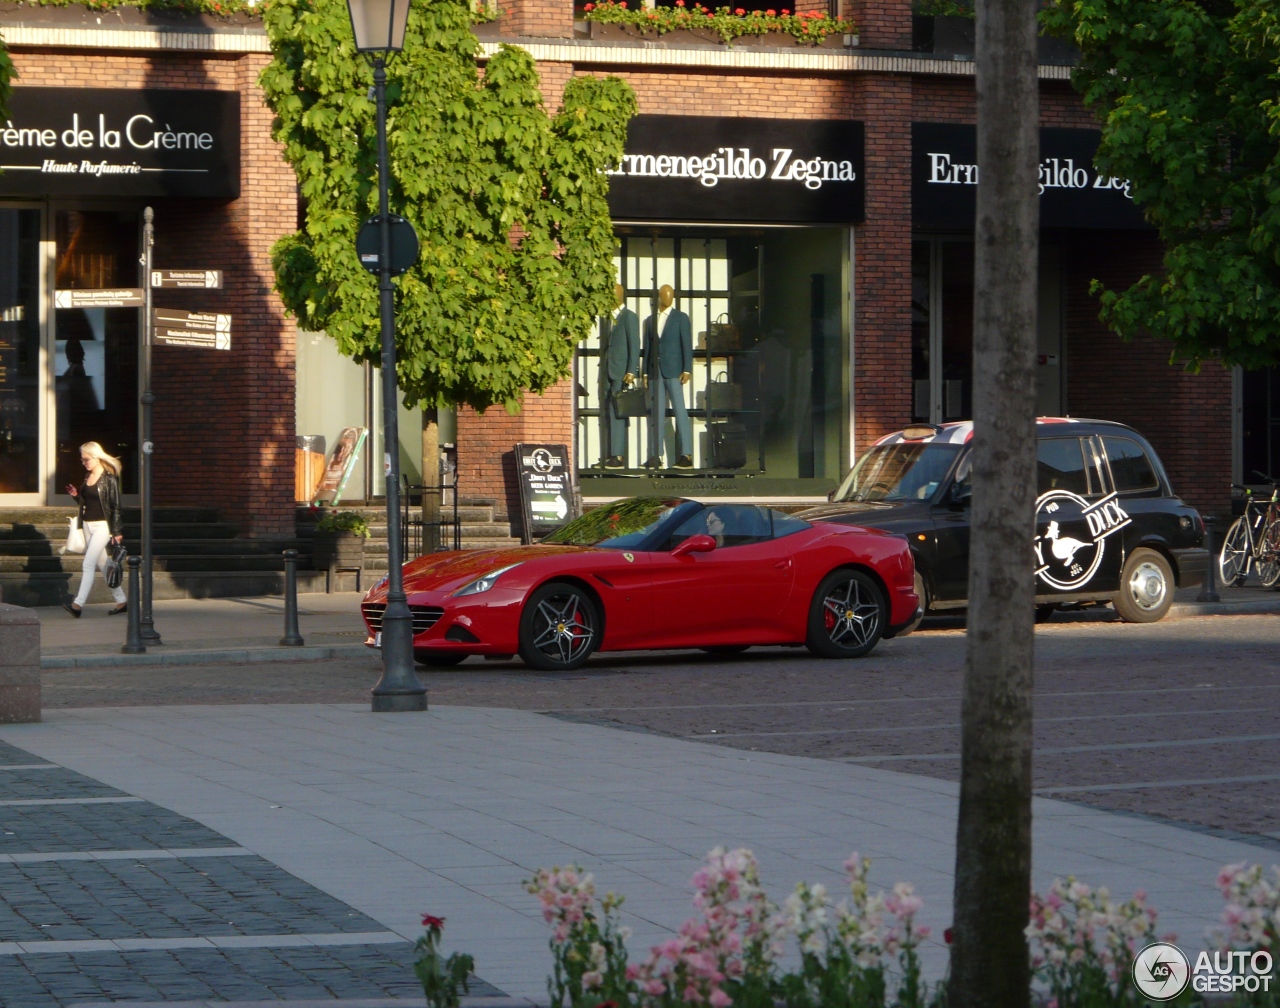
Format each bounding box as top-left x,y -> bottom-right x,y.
1113,548 -> 1175,623
518,582 -> 599,671
805,569 -> 886,659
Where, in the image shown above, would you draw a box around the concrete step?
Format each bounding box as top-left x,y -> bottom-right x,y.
0,568 -> 338,607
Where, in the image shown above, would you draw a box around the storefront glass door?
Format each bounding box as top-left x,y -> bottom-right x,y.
0,208 -> 43,496
912,238 -> 1063,424
53,210 -> 140,494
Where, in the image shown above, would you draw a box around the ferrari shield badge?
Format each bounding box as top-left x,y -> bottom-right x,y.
623,552 -> 634,563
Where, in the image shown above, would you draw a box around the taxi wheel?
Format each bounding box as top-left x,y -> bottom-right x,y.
1114,548 -> 1175,623
806,569 -> 886,659
415,652 -> 467,667
519,582 -> 599,671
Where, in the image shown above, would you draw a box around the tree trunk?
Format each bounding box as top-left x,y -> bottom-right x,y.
422,408 -> 441,554
949,0 -> 1039,1003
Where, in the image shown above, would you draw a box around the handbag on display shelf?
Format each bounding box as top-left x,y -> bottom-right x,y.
103,543 -> 128,590
61,517 -> 86,556
697,371 -> 744,413
707,420 -> 748,469
613,385 -> 649,418
700,314 -> 740,353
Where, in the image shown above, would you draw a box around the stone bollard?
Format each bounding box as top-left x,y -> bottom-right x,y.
0,603 -> 40,724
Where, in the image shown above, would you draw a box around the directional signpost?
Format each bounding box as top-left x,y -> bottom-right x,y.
54,289 -> 144,309
152,309 -> 232,350
151,270 -> 223,290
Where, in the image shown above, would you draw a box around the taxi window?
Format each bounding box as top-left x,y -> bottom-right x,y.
1037,438 -> 1092,496
1103,437 -> 1160,493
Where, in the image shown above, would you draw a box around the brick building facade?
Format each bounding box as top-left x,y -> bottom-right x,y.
0,0 -> 1235,554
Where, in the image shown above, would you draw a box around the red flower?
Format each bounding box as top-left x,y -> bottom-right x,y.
734,6 -> 744,12
781,7 -> 790,12
583,3 -> 594,8
675,1 -> 685,6
765,8 -> 775,13
944,927 -> 954,945
617,1 -> 626,7
422,914 -> 446,929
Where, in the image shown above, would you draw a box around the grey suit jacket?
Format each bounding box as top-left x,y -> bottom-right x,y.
642,309 -> 692,379
604,308 -> 640,382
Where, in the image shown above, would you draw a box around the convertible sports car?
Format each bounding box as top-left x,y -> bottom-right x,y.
361,497 -> 920,670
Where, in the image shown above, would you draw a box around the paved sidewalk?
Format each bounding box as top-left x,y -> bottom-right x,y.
36,594 -> 371,668
2,704 -> 1277,1003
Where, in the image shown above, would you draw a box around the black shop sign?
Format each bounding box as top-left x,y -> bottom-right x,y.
514,443 -> 572,543
912,124 -> 1150,230
607,116 -> 864,224
0,88 -> 239,198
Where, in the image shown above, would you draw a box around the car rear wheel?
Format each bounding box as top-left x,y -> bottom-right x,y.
1035,604 -> 1057,623
518,582 -> 599,671
805,569 -> 886,659
1114,548 -> 1174,623
415,652 -> 467,667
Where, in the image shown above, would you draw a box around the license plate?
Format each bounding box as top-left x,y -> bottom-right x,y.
374,632 -> 382,647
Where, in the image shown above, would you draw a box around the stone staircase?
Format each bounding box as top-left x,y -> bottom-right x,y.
0,506 -> 316,607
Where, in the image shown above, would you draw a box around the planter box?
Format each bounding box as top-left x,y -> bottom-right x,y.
577,20 -> 853,48
312,531 -> 365,570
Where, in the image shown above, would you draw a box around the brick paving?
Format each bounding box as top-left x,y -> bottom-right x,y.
0,736 -> 506,1006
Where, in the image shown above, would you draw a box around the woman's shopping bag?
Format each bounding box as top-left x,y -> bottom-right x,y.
61,517 -> 86,555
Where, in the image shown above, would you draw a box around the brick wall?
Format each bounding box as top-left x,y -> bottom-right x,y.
9,49 -> 298,537
1062,232 -> 1232,513
848,0 -> 910,49
501,0 -> 573,38
911,77 -> 1104,129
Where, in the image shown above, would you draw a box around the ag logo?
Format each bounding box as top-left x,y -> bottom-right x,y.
1034,490 -> 1131,591
1132,942 -> 1190,1000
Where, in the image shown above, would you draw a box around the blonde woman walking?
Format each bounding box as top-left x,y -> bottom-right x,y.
63,442 -> 126,617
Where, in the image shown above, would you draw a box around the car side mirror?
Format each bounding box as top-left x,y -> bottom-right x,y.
950,482 -> 972,508
671,534 -> 716,557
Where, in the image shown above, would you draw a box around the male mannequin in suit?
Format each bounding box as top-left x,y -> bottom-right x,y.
600,283 -> 639,468
641,284 -> 693,468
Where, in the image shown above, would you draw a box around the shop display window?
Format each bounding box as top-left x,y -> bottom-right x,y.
54,211 -> 140,494
0,209 -> 42,495
576,227 -> 849,497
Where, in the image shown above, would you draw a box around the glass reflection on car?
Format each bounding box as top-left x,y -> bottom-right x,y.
541,497 -> 693,548
832,442 -> 963,503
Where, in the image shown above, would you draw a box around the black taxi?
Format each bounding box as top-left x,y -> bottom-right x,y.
800,418 -> 1208,625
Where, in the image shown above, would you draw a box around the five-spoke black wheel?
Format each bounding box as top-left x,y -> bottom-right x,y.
805,568 -> 886,658
518,582 -> 600,670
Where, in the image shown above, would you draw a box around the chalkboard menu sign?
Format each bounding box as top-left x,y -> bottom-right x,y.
514,443 -> 572,543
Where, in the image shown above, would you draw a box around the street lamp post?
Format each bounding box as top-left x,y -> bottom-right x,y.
347,0 -> 425,712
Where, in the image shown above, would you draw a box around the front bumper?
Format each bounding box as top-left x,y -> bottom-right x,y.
1172,546 -> 1209,588
362,587 -> 526,655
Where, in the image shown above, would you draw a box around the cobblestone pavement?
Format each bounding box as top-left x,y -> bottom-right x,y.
0,739 -> 503,1007
40,612 -> 1280,843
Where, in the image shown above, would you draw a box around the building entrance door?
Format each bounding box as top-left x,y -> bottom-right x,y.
0,208 -> 45,499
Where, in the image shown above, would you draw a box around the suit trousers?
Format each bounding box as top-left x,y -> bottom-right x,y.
601,378 -> 627,460
648,376 -> 692,461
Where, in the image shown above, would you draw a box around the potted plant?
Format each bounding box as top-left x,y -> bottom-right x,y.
311,510 -> 371,570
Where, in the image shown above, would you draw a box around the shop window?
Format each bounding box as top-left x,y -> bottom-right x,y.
577,228 -> 848,497
1241,368 -> 1280,484
54,211 -> 139,494
0,209 -> 42,495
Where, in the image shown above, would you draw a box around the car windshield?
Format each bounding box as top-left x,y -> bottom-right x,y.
541,497 -> 689,548
833,442 -> 963,503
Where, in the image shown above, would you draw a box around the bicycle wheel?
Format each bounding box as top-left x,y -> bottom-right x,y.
1257,518 -> 1280,589
1218,517 -> 1251,587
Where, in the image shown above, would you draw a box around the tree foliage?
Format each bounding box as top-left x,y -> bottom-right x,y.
260,0 -> 636,411
0,38 -> 12,120
1043,0 -> 1280,369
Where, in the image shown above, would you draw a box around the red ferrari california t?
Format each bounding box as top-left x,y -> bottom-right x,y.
361,497 -> 919,670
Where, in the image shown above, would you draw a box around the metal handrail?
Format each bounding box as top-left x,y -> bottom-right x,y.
401,467 -> 461,556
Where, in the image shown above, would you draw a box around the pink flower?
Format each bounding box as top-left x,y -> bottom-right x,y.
709,990 -> 732,1008
421,914 -> 446,929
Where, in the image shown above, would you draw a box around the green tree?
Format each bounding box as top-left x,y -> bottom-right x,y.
1043,0 -> 1280,369
0,38 -> 13,120
260,0 -> 635,412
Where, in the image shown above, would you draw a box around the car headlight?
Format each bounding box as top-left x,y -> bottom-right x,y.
369,575 -> 388,594
452,563 -> 523,597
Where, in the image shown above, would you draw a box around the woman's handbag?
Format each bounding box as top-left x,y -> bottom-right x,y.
103,543 -> 128,590
613,385 -> 649,418
61,517 -> 86,556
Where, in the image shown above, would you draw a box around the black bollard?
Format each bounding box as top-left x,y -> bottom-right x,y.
121,555 -> 145,655
1197,515 -> 1221,603
280,549 -> 305,647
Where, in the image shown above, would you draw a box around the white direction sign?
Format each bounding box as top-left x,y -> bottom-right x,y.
151,270 -> 223,289
54,288 -> 144,308
153,308 -> 231,350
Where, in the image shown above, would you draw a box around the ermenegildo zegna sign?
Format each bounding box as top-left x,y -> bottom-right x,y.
913,123 -> 1150,230
0,88 -> 240,198
607,116 -> 865,224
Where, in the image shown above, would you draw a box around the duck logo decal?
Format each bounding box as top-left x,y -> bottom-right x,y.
1034,490 -> 1132,591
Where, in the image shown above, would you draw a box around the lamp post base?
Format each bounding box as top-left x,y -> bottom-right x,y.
371,692 -> 429,713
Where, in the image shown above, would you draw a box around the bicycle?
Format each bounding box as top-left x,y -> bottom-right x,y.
1219,471 -> 1280,589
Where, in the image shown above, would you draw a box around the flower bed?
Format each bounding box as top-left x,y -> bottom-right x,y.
580,1 -> 854,46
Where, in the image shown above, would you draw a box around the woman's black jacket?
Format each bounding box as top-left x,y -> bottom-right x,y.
79,471 -> 122,537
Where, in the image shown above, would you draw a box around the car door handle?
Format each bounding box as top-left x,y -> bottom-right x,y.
774,559 -> 792,570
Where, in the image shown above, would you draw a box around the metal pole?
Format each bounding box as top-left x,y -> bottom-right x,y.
280,549 -> 305,646
122,556 -> 145,655
1197,515 -> 1221,603
139,208 -> 161,645
368,57 -> 426,713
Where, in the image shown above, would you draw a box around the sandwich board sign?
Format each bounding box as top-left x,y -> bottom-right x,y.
514,443 -> 571,543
